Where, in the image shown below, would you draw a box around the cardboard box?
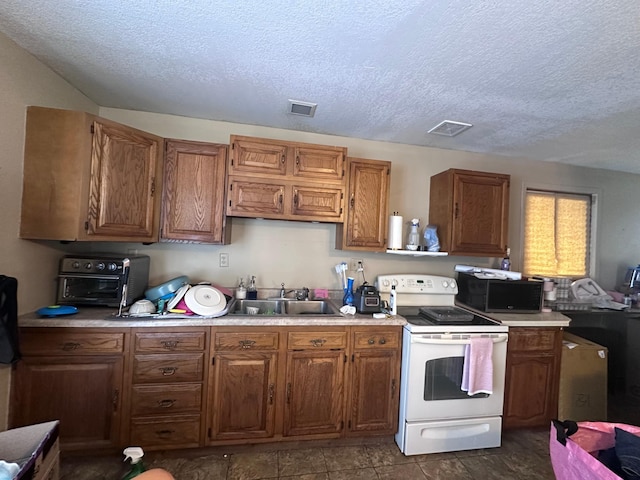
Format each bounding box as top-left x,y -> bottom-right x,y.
0,421 -> 59,480
559,333 -> 608,421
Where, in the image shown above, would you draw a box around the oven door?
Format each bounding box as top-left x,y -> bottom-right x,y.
57,274 -> 122,306
405,332 -> 507,421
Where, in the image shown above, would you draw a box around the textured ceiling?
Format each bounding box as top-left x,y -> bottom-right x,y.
2,1 -> 640,173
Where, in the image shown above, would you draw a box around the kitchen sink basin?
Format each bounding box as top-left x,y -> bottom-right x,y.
232,299 -> 340,316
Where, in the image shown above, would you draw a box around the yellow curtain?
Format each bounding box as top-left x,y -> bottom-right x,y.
523,192 -> 589,277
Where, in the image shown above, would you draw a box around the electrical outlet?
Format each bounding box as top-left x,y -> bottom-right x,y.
219,252 -> 229,268
350,258 -> 364,272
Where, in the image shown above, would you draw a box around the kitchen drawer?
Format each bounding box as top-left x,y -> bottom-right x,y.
509,328 -> 560,352
20,330 -> 125,355
132,354 -> 204,383
133,331 -> 206,353
130,414 -> 200,448
131,383 -> 202,416
214,332 -> 279,351
353,330 -> 400,349
287,331 -> 347,350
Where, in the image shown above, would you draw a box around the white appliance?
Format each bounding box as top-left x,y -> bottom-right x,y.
376,274 -> 508,456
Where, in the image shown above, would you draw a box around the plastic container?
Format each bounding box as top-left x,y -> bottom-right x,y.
0,462 -> 18,480
343,277 -> 355,306
235,278 -> 247,300
406,218 -> 420,250
500,247 -> 511,271
122,447 -> 146,480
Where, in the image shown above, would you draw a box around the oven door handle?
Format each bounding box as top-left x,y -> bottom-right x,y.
411,335 -> 508,345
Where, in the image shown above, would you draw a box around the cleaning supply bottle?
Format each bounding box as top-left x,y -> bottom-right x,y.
343,277 -> 355,306
500,247 -> 511,271
235,278 -> 247,300
122,447 -> 146,480
407,218 -> 420,250
247,276 -> 258,300
389,284 -> 397,315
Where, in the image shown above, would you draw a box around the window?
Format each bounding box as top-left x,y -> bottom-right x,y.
523,189 -> 594,277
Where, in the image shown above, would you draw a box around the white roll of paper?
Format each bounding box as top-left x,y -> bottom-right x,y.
387,215 -> 403,250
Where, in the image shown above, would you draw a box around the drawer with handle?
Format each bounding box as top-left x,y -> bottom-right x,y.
287,331 -> 347,350
214,332 -> 279,351
134,331 -> 206,353
130,414 -> 200,448
132,354 -> 204,383
353,330 -> 400,349
20,330 -> 125,355
131,383 -> 202,416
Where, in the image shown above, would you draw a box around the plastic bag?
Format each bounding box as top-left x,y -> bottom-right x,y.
550,420 -> 640,480
423,225 -> 440,252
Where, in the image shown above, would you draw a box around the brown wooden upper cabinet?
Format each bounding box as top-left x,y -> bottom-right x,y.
161,140 -> 230,244
336,157 -> 391,252
226,135 -> 347,222
20,106 -> 163,242
428,168 -> 510,256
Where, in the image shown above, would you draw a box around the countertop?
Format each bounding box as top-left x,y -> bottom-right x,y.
18,307 -> 407,328
456,301 -> 571,327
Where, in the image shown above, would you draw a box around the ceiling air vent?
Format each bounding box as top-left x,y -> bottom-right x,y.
288,99 -> 317,117
428,120 -> 472,137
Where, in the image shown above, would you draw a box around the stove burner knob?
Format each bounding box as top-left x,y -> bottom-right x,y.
382,279 -> 390,287
442,280 -> 449,288
96,262 -> 106,271
84,262 -> 92,270
107,263 -> 117,272
450,280 -> 457,289
71,261 -> 80,269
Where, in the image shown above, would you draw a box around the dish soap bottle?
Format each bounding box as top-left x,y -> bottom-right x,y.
500,247 -> 511,271
247,276 -> 258,300
122,447 -> 146,480
407,218 -> 420,250
389,284 -> 397,315
235,278 -> 247,300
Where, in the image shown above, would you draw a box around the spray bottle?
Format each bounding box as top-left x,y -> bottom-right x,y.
122,447 -> 146,480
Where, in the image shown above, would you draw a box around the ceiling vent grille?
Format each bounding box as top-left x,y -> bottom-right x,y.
428,120 -> 472,137
288,99 -> 317,117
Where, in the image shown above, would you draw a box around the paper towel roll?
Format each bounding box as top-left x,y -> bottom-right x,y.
387,215 -> 403,250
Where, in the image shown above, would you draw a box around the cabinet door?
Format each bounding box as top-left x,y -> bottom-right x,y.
291,185 -> 343,221
161,140 -> 229,244
229,136 -> 287,176
284,351 -> 344,437
209,352 -> 278,441
348,349 -> 399,435
88,120 -> 162,241
337,158 -> 391,251
429,169 -> 509,256
10,356 -> 124,451
227,178 -> 285,217
293,145 -> 345,181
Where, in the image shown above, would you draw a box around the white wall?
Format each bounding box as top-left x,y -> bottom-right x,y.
97,107 -> 640,294
0,33 -> 98,430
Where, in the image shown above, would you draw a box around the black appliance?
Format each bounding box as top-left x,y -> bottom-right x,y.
354,283 -> 381,313
456,272 -> 543,313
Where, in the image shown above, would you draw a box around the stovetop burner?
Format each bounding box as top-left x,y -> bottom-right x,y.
401,306 -> 501,327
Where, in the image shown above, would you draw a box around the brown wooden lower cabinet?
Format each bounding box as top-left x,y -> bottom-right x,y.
503,327 -> 563,429
11,324 -> 402,452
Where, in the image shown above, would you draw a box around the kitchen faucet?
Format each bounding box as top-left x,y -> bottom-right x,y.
279,283 -> 310,300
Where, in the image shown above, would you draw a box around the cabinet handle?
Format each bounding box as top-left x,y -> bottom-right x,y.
160,340 -> 179,350
112,388 -> 119,412
279,194 -> 283,205
391,379 -> 396,394
157,399 -> 176,408
350,194 -> 355,208
293,192 -> 298,205
156,429 -> 175,438
268,383 -> 275,405
281,154 -> 286,164
368,339 -> 375,345
62,342 -> 81,351
286,383 -> 291,404
296,156 -> 300,165
151,177 -> 156,196
310,338 -> 326,347
159,367 -> 177,376
239,339 -> 256,349
454,202 -> 459,219
379,338 -> 386,345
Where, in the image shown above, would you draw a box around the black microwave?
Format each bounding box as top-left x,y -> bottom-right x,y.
456,272 -> 543,313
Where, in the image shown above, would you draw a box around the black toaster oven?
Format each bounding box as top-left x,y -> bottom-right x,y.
456,272 -> 543,313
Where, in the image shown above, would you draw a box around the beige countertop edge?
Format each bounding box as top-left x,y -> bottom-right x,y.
455,302 -> 571,327
18,309 -> 407,328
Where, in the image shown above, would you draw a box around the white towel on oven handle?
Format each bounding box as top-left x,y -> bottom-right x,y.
461,337 -> 494,395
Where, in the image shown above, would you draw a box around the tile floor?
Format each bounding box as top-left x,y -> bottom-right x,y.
60,428 -> 555,480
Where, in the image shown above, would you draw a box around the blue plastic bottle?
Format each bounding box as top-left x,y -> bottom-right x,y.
343,277 -> 355,306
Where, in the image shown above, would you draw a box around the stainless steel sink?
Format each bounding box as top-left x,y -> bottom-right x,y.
232,299 -> 341,316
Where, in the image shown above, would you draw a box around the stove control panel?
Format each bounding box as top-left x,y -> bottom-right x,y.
376,274 -> 457,295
